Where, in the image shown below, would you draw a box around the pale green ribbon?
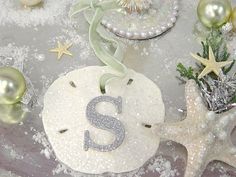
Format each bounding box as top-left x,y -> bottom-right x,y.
69,0 -> 127,93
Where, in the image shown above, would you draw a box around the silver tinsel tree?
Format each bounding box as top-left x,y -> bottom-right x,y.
200,72 -> 236,113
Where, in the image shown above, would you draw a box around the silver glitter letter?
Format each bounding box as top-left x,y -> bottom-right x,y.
84,96 -> 125,152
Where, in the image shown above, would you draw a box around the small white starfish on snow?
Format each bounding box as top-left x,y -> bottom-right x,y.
152,80 -> 236,177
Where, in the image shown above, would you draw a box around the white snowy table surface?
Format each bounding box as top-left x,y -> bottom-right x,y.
0,0 -> 235,177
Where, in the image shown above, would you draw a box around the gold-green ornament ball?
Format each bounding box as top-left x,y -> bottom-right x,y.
197,0 -> 232,28
232,7 -> 236,30
0,104 -> 27,124
0,67 -> 26,105
20,0 -> 42,6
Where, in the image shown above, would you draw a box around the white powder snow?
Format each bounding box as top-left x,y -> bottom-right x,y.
0,43 -> 29,70
0,169 -> 21,177
0,0 -> 74,27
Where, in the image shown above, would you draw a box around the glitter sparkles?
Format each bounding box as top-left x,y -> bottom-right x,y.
152,80 -> 236,177
200,72 -> 236,113
84,96 -> 125,152
42,66 -> 165,174
221,23 -> 233,35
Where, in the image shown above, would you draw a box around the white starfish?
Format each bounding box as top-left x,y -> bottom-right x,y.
152,80 -> 236,177
191,46 -> 233,79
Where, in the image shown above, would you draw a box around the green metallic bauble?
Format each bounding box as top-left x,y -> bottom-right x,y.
0,104 -> 27,124
232,7 -> 236,30
20,0 -> 42,6
197,0 -> 232,28
0,67 -> 26,105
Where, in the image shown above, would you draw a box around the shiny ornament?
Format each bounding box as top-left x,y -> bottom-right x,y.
20,0 -> 42,7
116,0 -> 152,12
231,7 -> 236,30
0,104 -> 27,124
152,80 -> 236,177
197,0 -> 232,28
0,67 -> 26,105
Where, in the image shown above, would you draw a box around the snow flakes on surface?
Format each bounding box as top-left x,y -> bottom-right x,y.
0,0 -> 74,27
0,169 -> 21,177
0,43 -> 29,70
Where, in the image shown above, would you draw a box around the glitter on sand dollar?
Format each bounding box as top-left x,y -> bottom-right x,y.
42,66 -> 165,174
152,80 -> 236,177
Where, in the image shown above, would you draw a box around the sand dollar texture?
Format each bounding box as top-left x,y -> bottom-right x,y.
42,66 -> 165,174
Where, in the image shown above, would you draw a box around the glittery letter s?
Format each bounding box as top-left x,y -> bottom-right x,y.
84,96 -> 125,152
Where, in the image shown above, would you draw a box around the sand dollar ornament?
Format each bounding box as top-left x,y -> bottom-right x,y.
42,66 -> 165,174
0,67 -> 26,105
101,0 -> 179,40
197,0 -> 232,28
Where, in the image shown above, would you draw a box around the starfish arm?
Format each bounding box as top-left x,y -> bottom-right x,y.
184,142 -> 210,177
190,53 -> 208,66
217,60 -> 233,68
216,151 -> 236,169
212,68 -> 220,77
58,41 -> 62,47
212,109 -> 236,169
49,48 -> 59,52
185,80 -> 208,119
221,108 -> 236,135
66,43 -> 73,48
152,122 -> 187,144
208,46 -> 215,62
57,52 -> 63,60
64,51 -> 73,56
197,67 -> 212,79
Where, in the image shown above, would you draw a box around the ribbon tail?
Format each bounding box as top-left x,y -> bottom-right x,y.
69,0 -> 127,92
84,11 -> 126,63
69,0 -> 118,19
69,2 -> 90,18
99,73 -> 120,94
89,8 -> 127,92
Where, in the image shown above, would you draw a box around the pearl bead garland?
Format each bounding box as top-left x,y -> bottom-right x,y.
101,0 -> 179,40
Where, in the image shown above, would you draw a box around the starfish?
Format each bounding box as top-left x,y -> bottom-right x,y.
152,80 -> 236,177
191,46 -> 233,79
50,41 -> 73,60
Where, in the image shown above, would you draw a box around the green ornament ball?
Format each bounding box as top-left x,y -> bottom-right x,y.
0,104 -> 27,124
0,67 -> 26,105
197,0 -> 232,28
20,0 -> 42,6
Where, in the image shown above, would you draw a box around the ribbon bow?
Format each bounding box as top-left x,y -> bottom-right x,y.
69,0 -> 127,93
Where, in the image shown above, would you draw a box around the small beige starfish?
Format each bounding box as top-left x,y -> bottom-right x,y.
50,41 -> 73,60
191,46 -> 233,79
152,80 -> 236,177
